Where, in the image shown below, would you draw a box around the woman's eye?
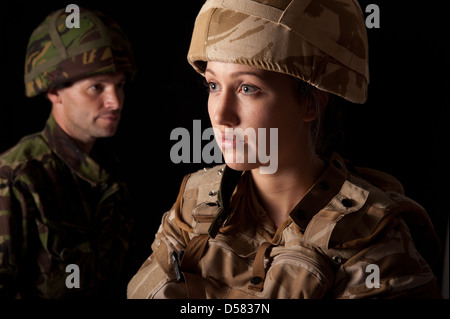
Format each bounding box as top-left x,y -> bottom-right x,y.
240,84 -> 258,95
208,82 -> 220,93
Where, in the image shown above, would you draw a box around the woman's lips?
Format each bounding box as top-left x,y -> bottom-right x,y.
221,136 -> 236,149
218,131 -> 245,149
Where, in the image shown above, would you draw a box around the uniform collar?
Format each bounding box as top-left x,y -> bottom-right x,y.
288,153 -> 349,232
42,115 -> 114,185
215,153 -> 350,236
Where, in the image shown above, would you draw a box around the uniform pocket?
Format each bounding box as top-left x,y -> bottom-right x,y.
35,217 -> 92,265
264,247 -> 334,298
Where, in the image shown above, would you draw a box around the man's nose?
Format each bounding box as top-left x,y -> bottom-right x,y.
103,86 -> 123,110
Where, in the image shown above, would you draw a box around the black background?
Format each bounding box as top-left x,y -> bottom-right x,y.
0,0 -> 448,291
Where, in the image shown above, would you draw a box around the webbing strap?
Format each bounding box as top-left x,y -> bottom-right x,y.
180,234 -> 209,273
180,234 -> 209,299
248,242 -> 273,292
183,272 -> 207,299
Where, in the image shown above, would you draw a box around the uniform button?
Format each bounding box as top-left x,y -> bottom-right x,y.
341,198 -> 355,208
209,190 -> 217,197
332,255 -> 343,265
250,276 -> 263,285
217,168 -> 224,176
154,238 -> 161,248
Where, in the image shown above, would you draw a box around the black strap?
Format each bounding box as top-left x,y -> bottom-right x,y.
208,166 -> 243,238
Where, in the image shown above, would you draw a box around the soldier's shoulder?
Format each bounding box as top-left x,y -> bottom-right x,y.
175,164 -> 225,233
348,165 -> 423,217
0,132 -> 50,177
314,165 -> 431,249
184,164 -> 226,192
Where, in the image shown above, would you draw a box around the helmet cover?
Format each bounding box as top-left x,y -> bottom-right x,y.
187,0 -> 369,103
24,7 -> 136,97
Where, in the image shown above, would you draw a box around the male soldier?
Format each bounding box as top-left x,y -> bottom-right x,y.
0,7 -> 136,298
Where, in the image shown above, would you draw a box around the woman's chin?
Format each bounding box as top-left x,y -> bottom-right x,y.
223,161 -> 259,172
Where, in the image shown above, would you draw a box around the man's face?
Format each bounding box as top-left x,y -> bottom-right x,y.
49,72 -> 126,147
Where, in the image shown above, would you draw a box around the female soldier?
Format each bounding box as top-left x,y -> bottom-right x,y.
128,0 -> 441,298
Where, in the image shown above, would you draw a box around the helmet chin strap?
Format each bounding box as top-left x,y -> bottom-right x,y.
208,165 -> 243,238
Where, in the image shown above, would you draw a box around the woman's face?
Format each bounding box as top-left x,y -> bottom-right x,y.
205,61 -> 315,173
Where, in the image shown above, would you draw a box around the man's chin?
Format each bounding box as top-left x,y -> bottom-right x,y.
93,126 -> 119,139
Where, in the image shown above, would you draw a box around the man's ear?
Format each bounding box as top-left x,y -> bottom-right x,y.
47,88 -> 62,105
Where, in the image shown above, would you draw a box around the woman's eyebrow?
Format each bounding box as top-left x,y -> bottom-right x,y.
205,68 -> 215,76
205,68 -> 265,80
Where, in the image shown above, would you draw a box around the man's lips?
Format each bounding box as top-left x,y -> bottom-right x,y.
95,111 -> 121,122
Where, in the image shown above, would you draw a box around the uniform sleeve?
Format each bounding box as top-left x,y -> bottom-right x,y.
0,177 -> 25,299
335,217 -> 442,299
127,179 -> 190,299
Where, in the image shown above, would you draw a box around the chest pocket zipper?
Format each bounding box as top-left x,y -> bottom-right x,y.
248,244 -> 335,295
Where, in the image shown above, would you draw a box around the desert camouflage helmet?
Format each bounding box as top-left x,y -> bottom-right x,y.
187,0 -> 369,103
24,7 -> 136,97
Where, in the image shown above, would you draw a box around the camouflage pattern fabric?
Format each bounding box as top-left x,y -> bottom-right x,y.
127,154 -> 442,298
187,0 -> 369,103
24,7 -> 136,97
0,116 -> 134,298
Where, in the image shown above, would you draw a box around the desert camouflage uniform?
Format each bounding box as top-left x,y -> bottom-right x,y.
127,0 -> 442,299
0,116 -> 134,299
128,154 -> 441,298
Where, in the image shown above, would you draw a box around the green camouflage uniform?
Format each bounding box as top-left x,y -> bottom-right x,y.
0,116 -> 134,298
0,7 -> 137,299
24,7 -> 135,98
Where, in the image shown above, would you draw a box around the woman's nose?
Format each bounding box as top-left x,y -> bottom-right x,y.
210,89 -> 239,127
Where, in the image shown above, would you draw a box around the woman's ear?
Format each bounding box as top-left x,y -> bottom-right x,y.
303,89 -> 329,123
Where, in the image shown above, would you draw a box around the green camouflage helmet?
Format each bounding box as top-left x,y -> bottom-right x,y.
187,0 -> 369,103
24,7 -> 136,97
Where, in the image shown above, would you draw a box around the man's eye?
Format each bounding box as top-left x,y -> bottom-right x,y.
117,81 -> 126,90
89,84 -> 103,92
